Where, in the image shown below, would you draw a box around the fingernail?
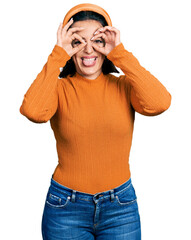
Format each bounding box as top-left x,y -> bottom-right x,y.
91,36 -> 94,40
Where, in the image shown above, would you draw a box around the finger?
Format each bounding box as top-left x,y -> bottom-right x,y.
104,30 -> 115,41
58,22 -> 62,30
57,22 -> 63,34
94,26 -> 119,35
93,29 -> 119,44
72,42 -> 87,55
93,26 -> 110,34
91,32 -> 106,40
63,18 -> 74,31
57,23 -> 63,40
92,43 -> 105,55
67,27 -> 85,36
71,33 -> 86,43
104,30 -> 113,37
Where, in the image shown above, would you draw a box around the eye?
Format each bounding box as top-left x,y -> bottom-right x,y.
72,40 -> 82,48
94,38 -> 105,47
73,40 -> 81,45
94,39 -> 103,43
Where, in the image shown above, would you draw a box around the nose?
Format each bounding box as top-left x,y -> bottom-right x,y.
84,41 -> 94,53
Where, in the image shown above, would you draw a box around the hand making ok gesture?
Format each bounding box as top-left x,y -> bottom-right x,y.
91,26 -> 121,56
56,18 -> 87,57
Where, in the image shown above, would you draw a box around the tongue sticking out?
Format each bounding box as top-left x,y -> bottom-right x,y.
82,58 -> 97,67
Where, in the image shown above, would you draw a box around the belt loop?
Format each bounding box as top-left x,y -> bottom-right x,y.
110,189 -> 115,202
71,190 -> 76,203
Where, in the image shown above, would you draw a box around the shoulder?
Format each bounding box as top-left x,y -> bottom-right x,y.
107,73 -> 131,91
107,73 -> 121,82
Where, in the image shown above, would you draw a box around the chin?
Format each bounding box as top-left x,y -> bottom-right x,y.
81,68 -> 101,76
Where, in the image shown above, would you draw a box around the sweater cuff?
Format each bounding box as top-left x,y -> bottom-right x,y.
51,44 -> 71,66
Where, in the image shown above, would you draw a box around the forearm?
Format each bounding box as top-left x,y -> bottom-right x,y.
19,45 -> 71,123
107,43 -> 172,116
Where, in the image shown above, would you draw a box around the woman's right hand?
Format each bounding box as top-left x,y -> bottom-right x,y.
56,18 -> 87,57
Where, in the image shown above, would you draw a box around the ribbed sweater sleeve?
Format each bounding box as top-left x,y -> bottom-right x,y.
19,45 -> 71,123
107,43 -> 172,116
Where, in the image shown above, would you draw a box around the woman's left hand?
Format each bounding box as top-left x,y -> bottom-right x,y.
91,26 -> 121,56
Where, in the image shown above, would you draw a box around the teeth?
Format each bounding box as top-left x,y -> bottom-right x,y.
82,58 -> 96,61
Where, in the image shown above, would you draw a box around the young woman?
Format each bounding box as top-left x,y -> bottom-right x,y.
19,3 -> 171,240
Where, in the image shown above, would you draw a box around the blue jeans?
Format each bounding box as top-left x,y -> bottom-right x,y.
41,175 -> 141,239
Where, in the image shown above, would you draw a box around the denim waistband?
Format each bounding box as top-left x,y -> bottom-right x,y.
50,175 -> 132,202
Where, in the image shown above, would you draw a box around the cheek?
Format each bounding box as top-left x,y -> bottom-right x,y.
72,56 -> 79,66
99,56 -> 105,65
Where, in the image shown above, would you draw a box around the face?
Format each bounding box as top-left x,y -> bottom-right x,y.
71,20 -> 105,79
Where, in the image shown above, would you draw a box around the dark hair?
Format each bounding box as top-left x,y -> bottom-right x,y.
59,11 -> 120,78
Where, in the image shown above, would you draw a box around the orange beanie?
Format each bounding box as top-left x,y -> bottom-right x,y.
62,3 -> 112,27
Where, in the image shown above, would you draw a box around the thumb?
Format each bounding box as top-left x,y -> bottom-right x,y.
93,44 -> 105,55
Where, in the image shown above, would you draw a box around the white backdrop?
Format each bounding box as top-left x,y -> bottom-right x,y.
1,0 -> 190,239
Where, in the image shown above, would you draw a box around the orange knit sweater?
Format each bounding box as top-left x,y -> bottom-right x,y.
20,43 -> 171,194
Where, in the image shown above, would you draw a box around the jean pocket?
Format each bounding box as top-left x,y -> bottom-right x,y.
45,188 -> 71,209
115,183 -> 137,206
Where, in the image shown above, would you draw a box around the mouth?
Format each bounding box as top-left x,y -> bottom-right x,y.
81,57 -> 97,67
